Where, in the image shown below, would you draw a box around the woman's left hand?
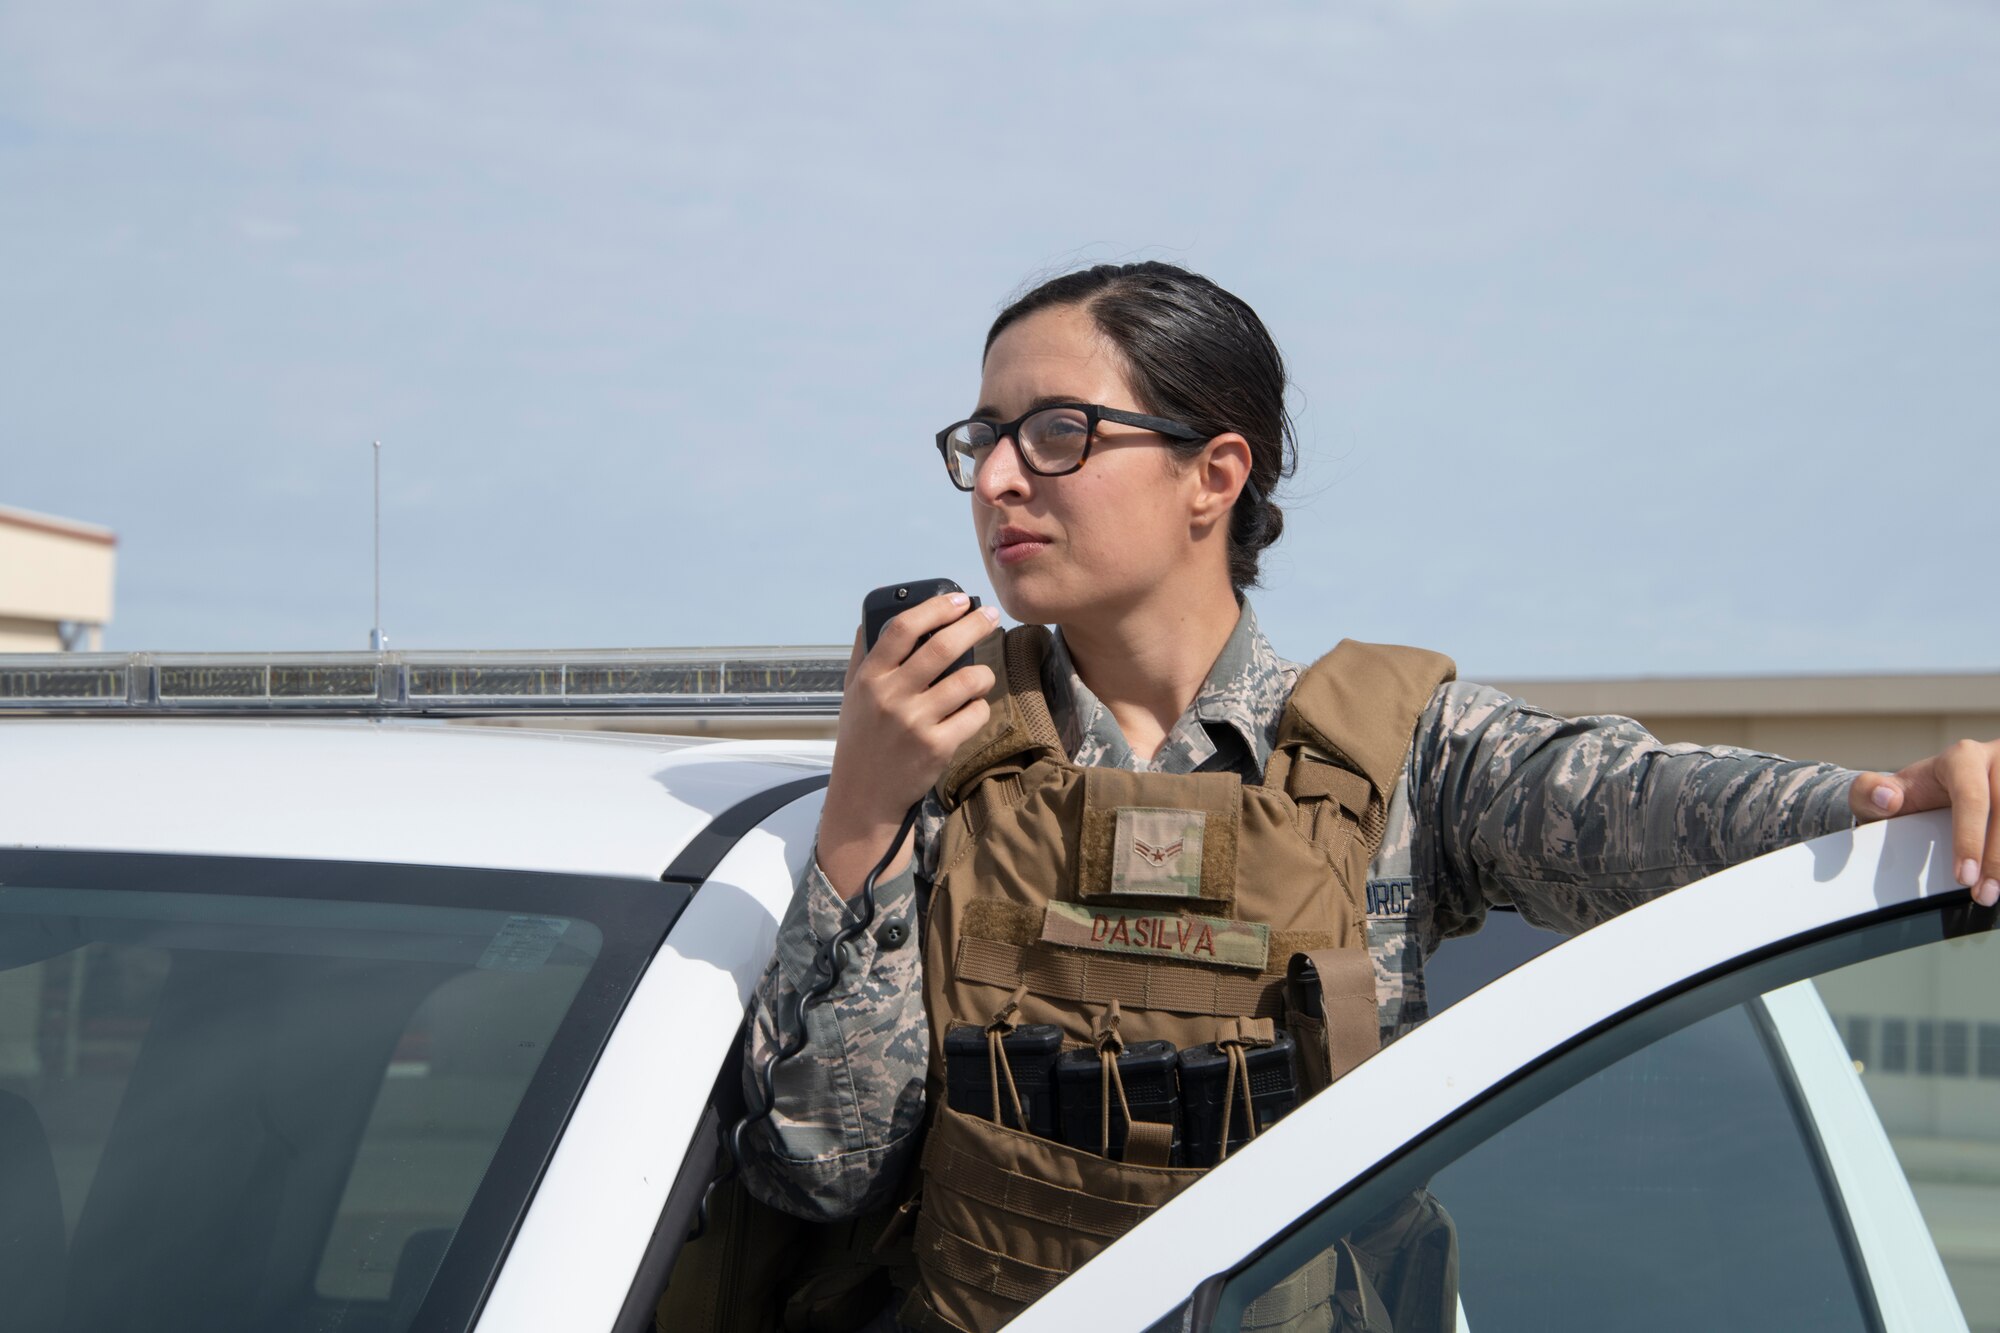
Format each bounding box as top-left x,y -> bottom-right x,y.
1850,739 -> 2000,906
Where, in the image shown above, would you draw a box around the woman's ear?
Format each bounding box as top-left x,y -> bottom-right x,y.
1188,433 -> 1253,532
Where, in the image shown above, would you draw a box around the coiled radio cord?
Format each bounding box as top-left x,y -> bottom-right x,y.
693,799 -> 924,1239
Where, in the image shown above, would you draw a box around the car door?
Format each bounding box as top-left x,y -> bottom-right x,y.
1010,811 -> 1992,1333
476,781 -> 826,1333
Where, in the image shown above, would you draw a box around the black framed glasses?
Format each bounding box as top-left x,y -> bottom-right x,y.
934,403 -> 1205,491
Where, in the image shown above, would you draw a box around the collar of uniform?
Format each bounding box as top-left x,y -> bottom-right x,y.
1041,604 -> 1302,775
1191,604 -> 1303,773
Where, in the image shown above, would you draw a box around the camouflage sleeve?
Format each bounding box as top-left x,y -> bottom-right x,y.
736,796 -> 943,1221
1409,681 -> 1859,940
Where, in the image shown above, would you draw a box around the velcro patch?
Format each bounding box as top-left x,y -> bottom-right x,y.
1109,807 -> 1206,898
1040,901 -> 1270,972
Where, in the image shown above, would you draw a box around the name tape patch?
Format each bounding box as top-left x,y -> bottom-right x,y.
1041,901 -> 1269,972
1109,806 -> 1205,898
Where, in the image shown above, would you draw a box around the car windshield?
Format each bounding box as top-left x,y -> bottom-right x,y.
0,850 -> 687,1333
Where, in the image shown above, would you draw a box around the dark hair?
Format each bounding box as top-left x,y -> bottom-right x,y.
984,261 -> 1296,592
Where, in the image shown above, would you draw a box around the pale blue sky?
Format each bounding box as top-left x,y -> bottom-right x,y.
3,0 -> 1995,677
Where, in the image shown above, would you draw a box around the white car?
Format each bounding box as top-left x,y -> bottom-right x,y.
1,649 -> 1993,1333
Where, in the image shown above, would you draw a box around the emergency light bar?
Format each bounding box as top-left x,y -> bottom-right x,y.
0,648 -> 852,716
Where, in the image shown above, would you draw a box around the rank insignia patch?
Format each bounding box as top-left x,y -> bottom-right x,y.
1109,807 -> 1206,898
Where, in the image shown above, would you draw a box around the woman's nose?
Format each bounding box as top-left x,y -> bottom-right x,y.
973,432 -> 1032,504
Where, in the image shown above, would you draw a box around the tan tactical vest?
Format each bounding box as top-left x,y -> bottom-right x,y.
905,626 -> 1456,1333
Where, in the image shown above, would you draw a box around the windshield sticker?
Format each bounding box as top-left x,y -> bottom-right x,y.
478,915 -> 571,971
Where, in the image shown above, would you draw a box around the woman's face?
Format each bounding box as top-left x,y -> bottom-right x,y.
970,303 -> 1225,628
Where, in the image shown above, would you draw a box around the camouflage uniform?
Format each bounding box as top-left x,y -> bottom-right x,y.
739,607 -> 1858,1220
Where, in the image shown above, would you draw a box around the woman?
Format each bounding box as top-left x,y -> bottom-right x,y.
737,262 -> 2000,1331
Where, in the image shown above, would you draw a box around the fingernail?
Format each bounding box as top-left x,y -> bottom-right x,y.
982,605 -> 1000,622
948,593 -> 969,607
1960,859 -> 1980,888
1982,880 -> 2000,907
1870,786 -> 1893,812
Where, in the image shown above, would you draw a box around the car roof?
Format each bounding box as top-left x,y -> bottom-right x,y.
0,718 -> 832,878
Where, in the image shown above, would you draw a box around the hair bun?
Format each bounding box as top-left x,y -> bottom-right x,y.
1232,481 -> 1282,553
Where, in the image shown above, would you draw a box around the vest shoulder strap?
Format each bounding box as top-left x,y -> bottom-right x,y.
936,625 -> 1066,811
1266,640 -> 1456,807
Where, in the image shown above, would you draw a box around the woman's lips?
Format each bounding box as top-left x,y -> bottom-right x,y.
991,526 -> 1052,567
993,537 -> 1049,567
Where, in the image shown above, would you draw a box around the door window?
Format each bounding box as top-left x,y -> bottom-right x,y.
1818,920 -> 2000,1332
1209,906 -> 1994,1332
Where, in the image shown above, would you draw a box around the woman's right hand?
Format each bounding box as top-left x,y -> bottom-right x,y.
817,592 -> 1000,899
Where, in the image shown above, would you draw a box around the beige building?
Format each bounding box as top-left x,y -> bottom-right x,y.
1487,669 -> 2000,777
0,503 -> 117,652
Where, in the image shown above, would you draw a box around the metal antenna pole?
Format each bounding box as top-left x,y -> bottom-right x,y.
370,440 -> 386,652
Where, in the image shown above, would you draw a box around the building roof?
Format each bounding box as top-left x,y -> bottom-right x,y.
1485,670 -> 2000,718
0,503 -> 116,547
